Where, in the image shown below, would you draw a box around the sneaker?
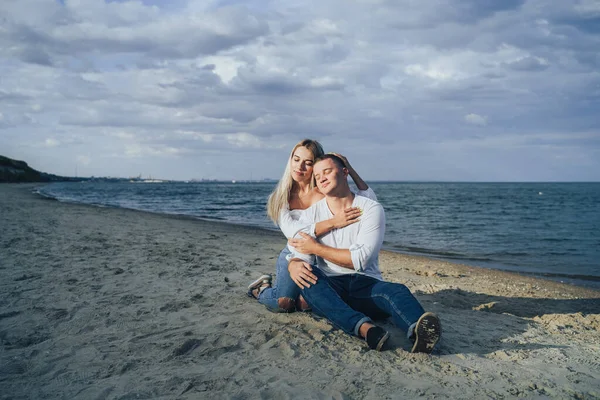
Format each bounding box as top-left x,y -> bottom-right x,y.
247,274 -> 272,299
366,326 -> 390,351
410,312 -> 441,354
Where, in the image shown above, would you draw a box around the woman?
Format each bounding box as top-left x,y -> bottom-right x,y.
247,139 -> 376,312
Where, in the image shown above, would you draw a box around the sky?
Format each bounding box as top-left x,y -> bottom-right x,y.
0,0 -> 599,182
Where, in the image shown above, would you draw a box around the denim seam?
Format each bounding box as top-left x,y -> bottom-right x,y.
371,293 -> 412,327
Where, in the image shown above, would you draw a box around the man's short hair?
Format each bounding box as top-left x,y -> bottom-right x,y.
314,154 -> 345,169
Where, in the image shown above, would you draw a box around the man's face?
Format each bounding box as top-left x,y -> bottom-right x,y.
313,158 -> 346,195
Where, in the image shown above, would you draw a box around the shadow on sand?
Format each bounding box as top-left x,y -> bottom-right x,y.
382,288 -> 600,355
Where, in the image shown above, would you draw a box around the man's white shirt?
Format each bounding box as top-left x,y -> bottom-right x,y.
288,194 -> 385,280
277,187 -> 378,252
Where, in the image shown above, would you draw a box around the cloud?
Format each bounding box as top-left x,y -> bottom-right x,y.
224,132 -> 276,148
45,138 -> 61,147
465,113 -> 488,126
76,155 -> 91,166
0,0 -> 598,181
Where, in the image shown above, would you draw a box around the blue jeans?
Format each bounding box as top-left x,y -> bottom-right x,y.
301,267 -> 425,337
258,247 -> 301,312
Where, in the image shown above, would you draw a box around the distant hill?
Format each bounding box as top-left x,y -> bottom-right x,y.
0,155 -> 78,183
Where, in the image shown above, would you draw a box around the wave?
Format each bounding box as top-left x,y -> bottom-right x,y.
190,214 -> 227,221
33,188 -> 59,201
540,237 -> 570,242
516,270 -> 600,283
386,244 -> 494,262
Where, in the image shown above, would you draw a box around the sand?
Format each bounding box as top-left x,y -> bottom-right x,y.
1,183 -> 599,399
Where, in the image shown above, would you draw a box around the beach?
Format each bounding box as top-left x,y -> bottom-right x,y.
1,184 -> 599,399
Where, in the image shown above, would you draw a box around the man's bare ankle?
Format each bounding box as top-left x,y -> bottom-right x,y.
359,322 -> 375,338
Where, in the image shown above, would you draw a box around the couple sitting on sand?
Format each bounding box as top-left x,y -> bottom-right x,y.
247,139 -> 442,353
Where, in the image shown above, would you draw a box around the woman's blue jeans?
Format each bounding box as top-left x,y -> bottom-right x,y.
258,247 -> 301,312
300,267 -> 425,337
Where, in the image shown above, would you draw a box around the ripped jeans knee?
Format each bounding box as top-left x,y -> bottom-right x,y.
277,297 -> 296,312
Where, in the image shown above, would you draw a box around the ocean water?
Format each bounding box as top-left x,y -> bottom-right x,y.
36,181 -> 600,288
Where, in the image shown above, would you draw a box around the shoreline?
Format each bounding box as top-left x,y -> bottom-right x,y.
1,183 -> 599,399
31,182 -> 600,291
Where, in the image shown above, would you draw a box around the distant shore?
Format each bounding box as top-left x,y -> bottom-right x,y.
1,183 -> 599,399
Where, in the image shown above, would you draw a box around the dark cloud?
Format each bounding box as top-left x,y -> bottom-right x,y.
370,0 -> 526,32
440,0 -> 527,24
0,90 -> 31,104
574,51 -> 600,69
19,49 -> 54,66
1,2 -> 270,64
554,14 -> 600,34
503,56 -> 549,71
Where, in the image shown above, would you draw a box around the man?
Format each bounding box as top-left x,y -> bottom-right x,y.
287,154 -> 441,353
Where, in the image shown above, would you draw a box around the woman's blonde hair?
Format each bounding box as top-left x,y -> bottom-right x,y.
267,139 -> 325,224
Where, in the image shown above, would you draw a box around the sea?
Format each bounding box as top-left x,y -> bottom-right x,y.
36,181 -> 600,289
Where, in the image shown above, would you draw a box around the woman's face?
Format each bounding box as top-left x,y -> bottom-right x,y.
290,146 -> 315,184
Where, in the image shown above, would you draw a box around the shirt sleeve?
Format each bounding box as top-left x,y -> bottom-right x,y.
278,207 -> 316,239
286,206 -> 318,265
286,246 -> 316,265
355,187 -> 378,202
349,202 -> 385,272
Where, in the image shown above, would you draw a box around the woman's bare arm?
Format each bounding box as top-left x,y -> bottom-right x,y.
330,153 -> 368,190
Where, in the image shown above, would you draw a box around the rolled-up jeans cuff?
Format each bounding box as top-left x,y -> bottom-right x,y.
353,317 -> 372,337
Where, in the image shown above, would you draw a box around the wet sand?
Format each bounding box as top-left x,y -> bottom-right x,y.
1,183 -> 599,399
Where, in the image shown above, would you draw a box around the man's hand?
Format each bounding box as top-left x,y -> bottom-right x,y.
288,232 -> 319,254
288,259 -> 318,289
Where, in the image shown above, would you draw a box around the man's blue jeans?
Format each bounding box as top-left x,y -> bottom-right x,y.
301,267 -> 425,337
258,247 -> 301,312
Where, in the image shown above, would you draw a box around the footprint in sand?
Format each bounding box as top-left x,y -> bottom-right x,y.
52,370 -> 96,387
46,308 -> 69,321
2,331 -> 50,349
0,310 -> 21,320
572,357 -> 600,371
172,338 -> 203,357
257,332 -> 297,358
190,293 -> 214,308
198,334 -> 241,358
118,294 -> 143,306
159,301 -> 192,312
0,359 -> 33,376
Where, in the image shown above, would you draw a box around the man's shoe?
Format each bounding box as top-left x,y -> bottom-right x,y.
366,326 -> 390,351
410,312 -> 441,354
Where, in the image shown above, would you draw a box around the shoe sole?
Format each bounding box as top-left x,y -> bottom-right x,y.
247,274 -> 272,290
247,274 -> 272,298
411,312 -> 441,354
375,331 -> 390,351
